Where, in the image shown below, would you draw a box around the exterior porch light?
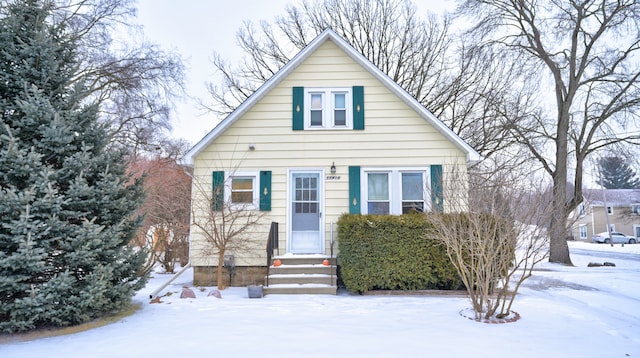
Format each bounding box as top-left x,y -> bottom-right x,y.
330,162 -> 336,174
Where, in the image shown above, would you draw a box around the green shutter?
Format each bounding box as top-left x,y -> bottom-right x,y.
430,165 -> 443,213
352,86 -> 364,130
292,87 -> 304,130
259,171 -> 272,211
349,166 -> 361,214
212,171 -> 224,211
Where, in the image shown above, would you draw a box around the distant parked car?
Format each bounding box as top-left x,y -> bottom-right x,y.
592,232 -> 637,244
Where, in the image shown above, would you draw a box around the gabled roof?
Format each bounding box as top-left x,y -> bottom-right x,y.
181,28 -> 482,166
583,189 -> 640,206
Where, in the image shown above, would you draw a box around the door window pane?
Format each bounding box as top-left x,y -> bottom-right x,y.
292,173 -> 320,231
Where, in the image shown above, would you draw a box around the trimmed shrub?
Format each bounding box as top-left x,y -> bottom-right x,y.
337,214 -> 462,293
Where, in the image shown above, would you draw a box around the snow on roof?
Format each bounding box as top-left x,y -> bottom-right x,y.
583,188 -> 640,206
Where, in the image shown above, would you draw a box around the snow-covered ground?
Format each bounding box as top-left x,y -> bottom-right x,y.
1,241 -> 639,358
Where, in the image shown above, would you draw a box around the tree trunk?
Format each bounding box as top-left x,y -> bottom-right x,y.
217,250 -> 226,289
549,107 -> 573,265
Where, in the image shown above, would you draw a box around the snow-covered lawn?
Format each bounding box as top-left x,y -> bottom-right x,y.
1,241 -> 639,358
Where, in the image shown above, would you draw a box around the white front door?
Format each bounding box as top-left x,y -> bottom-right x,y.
289,171 -> 324,254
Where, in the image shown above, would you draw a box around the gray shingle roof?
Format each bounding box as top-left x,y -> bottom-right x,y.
583,189 -> 640,206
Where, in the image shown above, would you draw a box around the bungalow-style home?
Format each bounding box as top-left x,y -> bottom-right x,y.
181,29 -> 480,294
570,189 -> 640,242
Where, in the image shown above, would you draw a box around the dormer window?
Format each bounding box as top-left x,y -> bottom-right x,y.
306,88 -> 352,129
292,86 -> 364,131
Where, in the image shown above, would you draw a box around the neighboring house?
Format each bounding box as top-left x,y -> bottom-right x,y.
181,29 -> 481,290
571,189 -> 640,241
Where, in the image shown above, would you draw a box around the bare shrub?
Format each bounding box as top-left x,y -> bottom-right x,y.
426,160 -> 550,320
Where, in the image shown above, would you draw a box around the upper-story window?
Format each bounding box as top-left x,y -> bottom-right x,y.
578,203 -> 586,216
306,88 -> 352,129
632,204 -> 640,215
606,205 -> 614,215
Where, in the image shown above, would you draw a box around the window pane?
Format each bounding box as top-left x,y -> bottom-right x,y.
311,110 -> 323,126
334,110 -> 346,126
368,202 -> 389,215
402,173 -> 423,200
368,173 -> 389,200
231,177 -> 253,204
334,93 -> 345,108
402,202 -> 424,214
311,93 -> 323,109
232,192 -> 253,203
232,178 -> 252,190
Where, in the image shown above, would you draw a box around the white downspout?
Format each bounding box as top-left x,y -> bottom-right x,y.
149,262 -> 192,300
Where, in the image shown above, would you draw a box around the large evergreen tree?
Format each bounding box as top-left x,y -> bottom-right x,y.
599,156 -> 640,189
0,0 -> 147,333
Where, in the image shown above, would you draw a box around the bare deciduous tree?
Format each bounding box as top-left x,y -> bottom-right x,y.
461,0 -> 640,264
129,154 -> 192,274
190,173 -> 266,290
206,0 -> 526,159
45,0 -> 186,155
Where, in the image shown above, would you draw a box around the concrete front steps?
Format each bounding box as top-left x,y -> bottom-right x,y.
263,255 -> 337,295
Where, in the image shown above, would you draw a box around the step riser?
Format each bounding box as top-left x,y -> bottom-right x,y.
272,257 -> 335,265
269,266 -> 335,275
263,286 -> 337,295
267,276 -> 337,285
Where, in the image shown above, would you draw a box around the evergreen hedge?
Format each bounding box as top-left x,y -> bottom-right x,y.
337,214 -> 463,293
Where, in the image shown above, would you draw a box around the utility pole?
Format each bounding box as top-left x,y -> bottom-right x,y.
598,160 -> 614,247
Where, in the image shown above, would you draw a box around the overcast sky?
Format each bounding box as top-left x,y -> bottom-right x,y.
135,0 -> 455,146
135,0 -> 294,145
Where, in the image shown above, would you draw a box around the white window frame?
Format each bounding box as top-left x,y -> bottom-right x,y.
631,204 -> 640,215
304,87 -> 352,130
361,167 -> 429,215
579,225 -> 587,240
225,171 -> 259,210
606,205 -> 614,215
578,203 -> 586,216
